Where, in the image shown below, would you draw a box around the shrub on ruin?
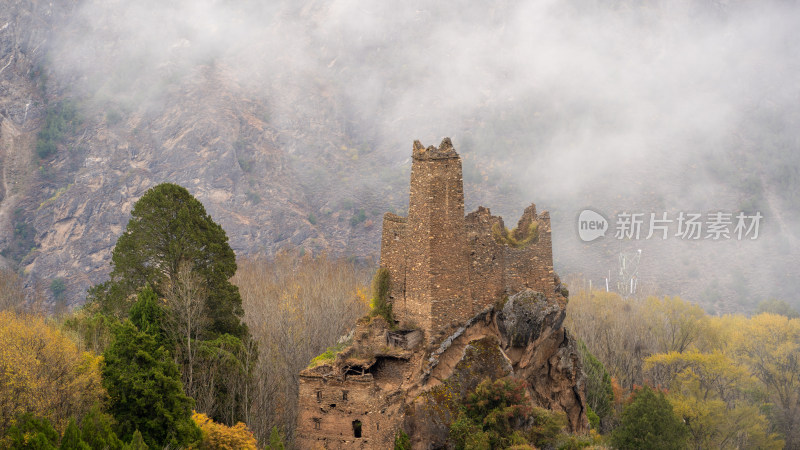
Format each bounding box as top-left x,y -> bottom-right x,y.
491,222 -> 539,248
369,268 -> 394,326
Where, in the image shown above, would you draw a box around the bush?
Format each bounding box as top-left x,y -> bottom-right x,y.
491,221 -> 539,248
350,209 -> 366,226
1,413 -> 59,449
450,377 -> 533,449
36,100 -> 80,159
192,411 -> 258,449
50,278 -> 66,302
369,268 -> 394,326
394,429 -> 411,450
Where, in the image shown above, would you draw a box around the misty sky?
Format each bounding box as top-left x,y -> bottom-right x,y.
46,0 -> 800,310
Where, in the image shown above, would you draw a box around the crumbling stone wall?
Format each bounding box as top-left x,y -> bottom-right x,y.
382,139 -> 558,338
379,213 -> 407,308
295,370 -> 402,449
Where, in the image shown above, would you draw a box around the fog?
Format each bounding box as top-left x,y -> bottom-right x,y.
47,0 -> 800,311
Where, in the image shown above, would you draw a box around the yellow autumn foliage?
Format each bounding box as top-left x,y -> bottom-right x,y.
0,310 -> 105,434
192,411 -> 258,450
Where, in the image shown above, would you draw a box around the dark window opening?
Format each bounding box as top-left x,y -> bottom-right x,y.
313,418 -> 321,430
342,391 -> 348,401
316,391 -> 322,402
344,365 -> 371,376
352,420 -> 362,438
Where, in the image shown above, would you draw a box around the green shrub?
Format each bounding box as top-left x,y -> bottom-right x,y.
36,100 -> 80,159
2,413 -> 59,449
350,209 -> 367,226
450,377 -> 534,449
369,268 -> 394,326
50,278 -> 66,302
577,340 -> 614,426
394,429 -> 411,450
308,340 -> 349,367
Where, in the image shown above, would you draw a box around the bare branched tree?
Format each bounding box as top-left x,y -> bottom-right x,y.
233,249 -> 371,443
163,261 -> 208,399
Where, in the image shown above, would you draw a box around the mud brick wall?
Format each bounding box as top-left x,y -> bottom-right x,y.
295,373 -> 401,449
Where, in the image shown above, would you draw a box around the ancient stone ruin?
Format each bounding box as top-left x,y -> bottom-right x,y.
296,138 -> 587,449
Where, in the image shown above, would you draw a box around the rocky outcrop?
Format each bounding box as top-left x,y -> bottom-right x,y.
295,288 -> 588,449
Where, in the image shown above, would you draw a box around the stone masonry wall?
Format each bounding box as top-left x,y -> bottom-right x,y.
379,138 -> 557,338
465,206 -> 507,313
401,138 -> 471,333
503,208 -> 556,299
295,371 -> 401,449
379,213 -> 407,308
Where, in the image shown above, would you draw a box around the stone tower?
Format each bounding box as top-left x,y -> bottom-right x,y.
386,138 -> 472,336
296,139 -> 587,449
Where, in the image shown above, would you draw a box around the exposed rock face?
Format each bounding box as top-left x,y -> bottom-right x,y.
296,289 -> 587,449
296,141 -> 587,449
1,0 -> 388,306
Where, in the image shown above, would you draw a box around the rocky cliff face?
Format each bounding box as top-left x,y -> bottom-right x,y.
0,0 -> 391,305
295,288 -> 587,449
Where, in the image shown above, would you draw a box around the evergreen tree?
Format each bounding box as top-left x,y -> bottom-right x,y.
59,418 -> 90,450
578,340 -> 614,428
122,430 -> 148,450
79,405 -> 123,450
128,284 -> 168,347
102,320 -> 201,448
267,426 -> 286,450
611,385 -> 688,450
3,413 -> 59,449
89,182 -> 246,339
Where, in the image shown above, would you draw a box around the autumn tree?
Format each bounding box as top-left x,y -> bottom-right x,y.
0,311 -> 105,434
734,313 -> 800,448
645,350 -> 783,449
89,182 -> 247,340
645,296 -> 707,354
191,411 -> 258,449
232,250 -> 370,442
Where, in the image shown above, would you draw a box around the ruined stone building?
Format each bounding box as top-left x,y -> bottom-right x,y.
296,139 -> 587,449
